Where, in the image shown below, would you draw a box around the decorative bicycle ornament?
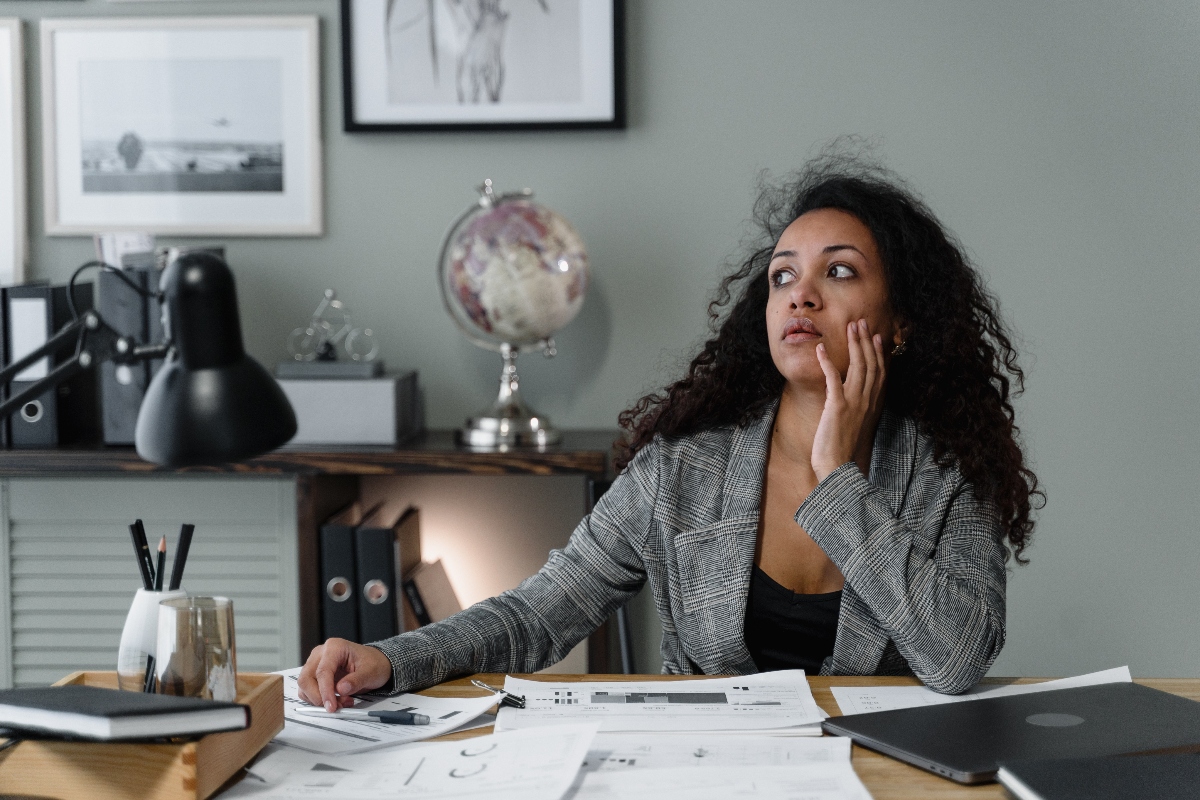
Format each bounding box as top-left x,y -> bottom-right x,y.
288,289 -> 379,363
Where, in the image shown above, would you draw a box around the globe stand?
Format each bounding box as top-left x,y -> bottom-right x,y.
456,344 -> 562,450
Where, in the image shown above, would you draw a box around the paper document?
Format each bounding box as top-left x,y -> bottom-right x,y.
228,723 -> 599,800
275,667 -> 498,755
582,732 -> 851,771
572,763 -> 874,800
831,666 -> 1132,715
497,670 -> 825,733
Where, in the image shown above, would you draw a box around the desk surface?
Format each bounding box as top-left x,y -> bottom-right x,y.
416,673 -> 1200,800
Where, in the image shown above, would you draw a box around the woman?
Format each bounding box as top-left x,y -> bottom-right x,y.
298,154 -> 1042,711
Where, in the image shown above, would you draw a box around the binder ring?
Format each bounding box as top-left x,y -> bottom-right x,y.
326,576 -> 352,603
20,400 -> 43,423
363,579 -> 389,605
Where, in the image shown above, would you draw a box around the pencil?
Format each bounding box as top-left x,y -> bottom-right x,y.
153,536 -> 166,592
133,519 -> 155,589
128,524 -> 152,590
167,524 -> 194,592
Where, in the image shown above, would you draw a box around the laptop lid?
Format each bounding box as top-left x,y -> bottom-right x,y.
997,753 -> 1200,800
822,683 -> 1200,784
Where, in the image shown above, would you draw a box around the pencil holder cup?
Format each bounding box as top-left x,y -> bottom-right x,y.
116,588 -> 187,692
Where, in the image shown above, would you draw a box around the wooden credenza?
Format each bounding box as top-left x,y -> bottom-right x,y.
0,431 -> 619,684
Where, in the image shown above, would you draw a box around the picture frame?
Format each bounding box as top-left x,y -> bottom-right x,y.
0,18 -> 27,284
41,16 -> 323,237
341,0 -> 625,132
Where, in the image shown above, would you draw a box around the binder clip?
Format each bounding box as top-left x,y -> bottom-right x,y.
470,679 -> 526,709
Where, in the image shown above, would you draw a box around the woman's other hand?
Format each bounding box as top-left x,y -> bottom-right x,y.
812,318 -> 886,480
296,638 -> 393,711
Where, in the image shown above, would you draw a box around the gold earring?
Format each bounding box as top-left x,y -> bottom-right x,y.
891,340 -> 907,356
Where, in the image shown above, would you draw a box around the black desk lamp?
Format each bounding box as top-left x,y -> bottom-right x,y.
0,252 -> 297,466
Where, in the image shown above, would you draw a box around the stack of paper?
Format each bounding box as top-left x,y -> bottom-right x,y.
573,763 -> 873,800
229,725 -> 870,800
227,723 -> 599,800
831,666 -> 1132,715
496,670 -> 827,735
274,667 -> 498,755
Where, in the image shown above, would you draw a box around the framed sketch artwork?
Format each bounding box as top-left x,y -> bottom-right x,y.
342,0 -> 624,131
0,19 -> 26,284
41,17 -> 322,236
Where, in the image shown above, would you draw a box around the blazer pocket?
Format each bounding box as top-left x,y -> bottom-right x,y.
670,516 -> 754,616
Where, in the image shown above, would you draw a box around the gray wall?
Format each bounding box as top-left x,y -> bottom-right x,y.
9,1 -> 1200,678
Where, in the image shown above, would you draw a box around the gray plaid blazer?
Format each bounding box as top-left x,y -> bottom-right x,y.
373,400 -> 1007,695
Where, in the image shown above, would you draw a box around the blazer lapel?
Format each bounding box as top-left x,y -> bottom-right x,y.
672,404 -> 776,675
866,410 -> 918,518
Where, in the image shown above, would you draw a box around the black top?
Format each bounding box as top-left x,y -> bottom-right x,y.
744,565 -> 841,673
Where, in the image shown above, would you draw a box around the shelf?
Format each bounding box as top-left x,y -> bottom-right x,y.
0,430 -> 619,481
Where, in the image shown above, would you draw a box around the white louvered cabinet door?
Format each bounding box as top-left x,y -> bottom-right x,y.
0,477 -> 299,688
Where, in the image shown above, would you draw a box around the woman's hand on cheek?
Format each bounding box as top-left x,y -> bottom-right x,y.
812,319 -> 886,481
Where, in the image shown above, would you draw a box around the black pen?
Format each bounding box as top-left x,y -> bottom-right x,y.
294,708 -> 431,725
153,536 -> 166,592
133,519 -> 155,589
168,524 -> 194,591
142,656 -> 156,693
129,524 -> 153,590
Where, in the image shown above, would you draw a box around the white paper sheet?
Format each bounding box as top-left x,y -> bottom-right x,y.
582,732 -> 851,771
227,723 -> 599,800
497,670 -> 825,733
831,666 -> 1132,715
275,667 -> 499,755
572,763 -> 874,800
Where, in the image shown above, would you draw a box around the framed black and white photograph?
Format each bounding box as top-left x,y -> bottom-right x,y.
342,0 -> 624,131
41,16 -> 322,236
0,19 -> 25,285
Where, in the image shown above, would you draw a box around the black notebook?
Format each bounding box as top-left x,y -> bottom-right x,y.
998,753 -> 1200,800
0,685 -> 250,741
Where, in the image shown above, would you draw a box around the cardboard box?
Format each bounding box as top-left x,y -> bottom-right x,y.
279,371 -> 420,446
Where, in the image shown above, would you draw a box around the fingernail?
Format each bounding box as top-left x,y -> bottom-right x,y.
325,701 -> 335,712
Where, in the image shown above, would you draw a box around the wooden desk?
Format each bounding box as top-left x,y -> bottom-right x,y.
417,673 -> 1200,800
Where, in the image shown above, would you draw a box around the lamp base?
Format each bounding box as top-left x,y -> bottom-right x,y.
456,347 -> 562,450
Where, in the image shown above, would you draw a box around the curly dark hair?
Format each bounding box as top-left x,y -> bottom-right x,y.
616,152 -> 1043,562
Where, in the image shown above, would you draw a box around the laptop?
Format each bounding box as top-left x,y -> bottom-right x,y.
821,683 -> 1200,784
997,753 -> 1200,800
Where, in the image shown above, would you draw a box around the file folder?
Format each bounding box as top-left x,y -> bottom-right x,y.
5,282 -> 98,448
355,506 -> 422,643
319,502 -> 369,643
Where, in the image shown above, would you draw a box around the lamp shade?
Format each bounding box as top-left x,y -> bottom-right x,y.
135,253 -> 296,466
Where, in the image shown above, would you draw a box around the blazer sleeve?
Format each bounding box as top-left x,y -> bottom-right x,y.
795,461 -> 1007,695
368,441 -> 659,694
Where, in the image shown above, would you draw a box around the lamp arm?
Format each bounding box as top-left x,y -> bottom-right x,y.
0,313 -> 92,388
128,343 -> 171,362
0,354 -> 93,421
0,309 -> 166,423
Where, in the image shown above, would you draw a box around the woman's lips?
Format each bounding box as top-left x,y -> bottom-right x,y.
783,317 -> 821,343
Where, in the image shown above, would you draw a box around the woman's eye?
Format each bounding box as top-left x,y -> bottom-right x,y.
828,263 -> 855,279
770,270 -> 796,287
